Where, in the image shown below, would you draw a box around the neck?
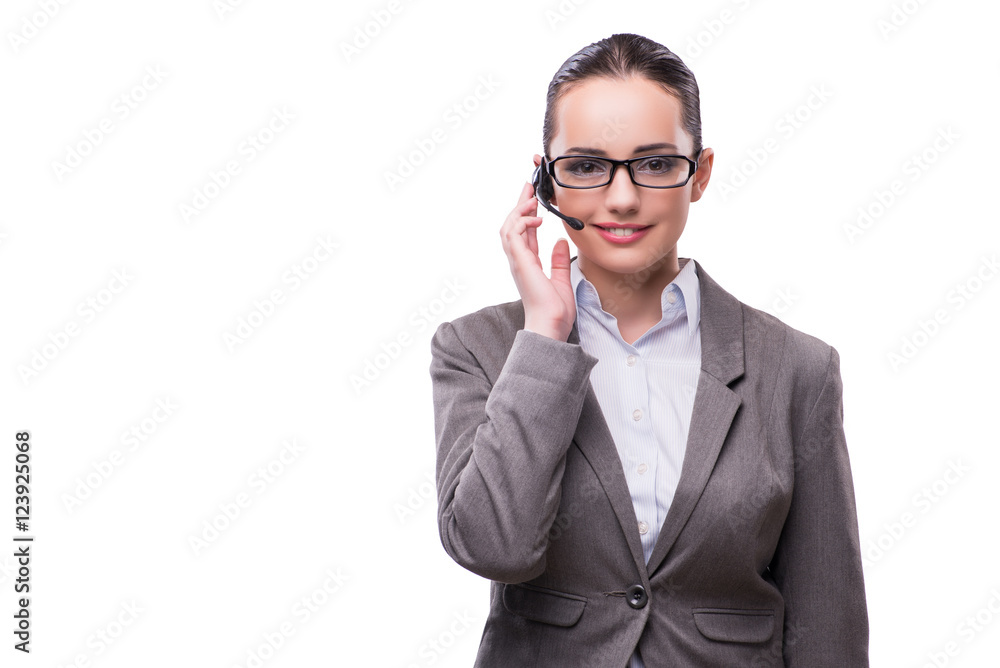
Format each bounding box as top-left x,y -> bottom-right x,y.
578,251 -> 681,321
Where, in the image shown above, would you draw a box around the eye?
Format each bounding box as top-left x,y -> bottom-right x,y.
564,158 -> 609,176
635,156 -> 679,174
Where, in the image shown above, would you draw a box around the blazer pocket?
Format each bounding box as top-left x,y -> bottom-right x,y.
502,583 -> 587,627
692,608 -> 774,644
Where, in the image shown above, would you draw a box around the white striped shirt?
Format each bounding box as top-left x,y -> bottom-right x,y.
569,256 -> 702,668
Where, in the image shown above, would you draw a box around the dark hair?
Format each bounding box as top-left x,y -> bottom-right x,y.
542,33 -> 702,159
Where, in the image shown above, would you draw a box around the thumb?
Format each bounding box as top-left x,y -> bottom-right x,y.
550,238 -> 571,286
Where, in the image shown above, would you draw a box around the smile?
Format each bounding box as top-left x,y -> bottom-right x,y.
594,224 -> 651,243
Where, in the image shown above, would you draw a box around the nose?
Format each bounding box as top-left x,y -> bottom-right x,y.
604,164 -> 641,215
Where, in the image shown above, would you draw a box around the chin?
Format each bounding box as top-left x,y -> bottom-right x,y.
581,249 -> 667,276
588,236 -> 677,265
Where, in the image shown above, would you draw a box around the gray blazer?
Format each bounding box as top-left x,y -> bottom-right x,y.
429,258 -> 868,667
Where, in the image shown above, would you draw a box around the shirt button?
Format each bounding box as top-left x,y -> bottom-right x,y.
632,409 -> 642,421
638,521 -> 649,535
666,291 -> 677,304
637,463 -> 648,474
626,354 -> 636,367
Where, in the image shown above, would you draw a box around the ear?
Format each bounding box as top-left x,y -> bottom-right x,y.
689,147 -> 714,203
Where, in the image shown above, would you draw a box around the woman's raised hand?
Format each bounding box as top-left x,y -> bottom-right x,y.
499,179 -> 575,342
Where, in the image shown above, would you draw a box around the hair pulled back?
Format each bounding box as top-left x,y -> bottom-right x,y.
542,33 -> 703,159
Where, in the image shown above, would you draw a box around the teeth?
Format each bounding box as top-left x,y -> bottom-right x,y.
606,227 -> 636,237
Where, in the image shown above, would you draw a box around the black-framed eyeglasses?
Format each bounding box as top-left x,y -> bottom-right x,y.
545,152 -> 701,189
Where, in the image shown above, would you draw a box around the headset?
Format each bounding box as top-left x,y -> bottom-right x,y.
530,156 -> 584,230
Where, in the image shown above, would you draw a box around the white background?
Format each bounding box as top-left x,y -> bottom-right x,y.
1,0 -> 998,666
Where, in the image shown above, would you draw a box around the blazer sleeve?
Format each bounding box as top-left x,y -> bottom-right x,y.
769,346 -> 870,666
430,322 -> 598,584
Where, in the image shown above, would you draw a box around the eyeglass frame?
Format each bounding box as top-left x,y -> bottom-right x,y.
542,149 -> 703,190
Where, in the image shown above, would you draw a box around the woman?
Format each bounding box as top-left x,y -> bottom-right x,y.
429,33 -> 868,667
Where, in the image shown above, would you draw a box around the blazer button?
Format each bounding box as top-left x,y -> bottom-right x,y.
626,584 -> 647,609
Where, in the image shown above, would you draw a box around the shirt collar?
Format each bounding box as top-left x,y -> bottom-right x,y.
570,256 -> 701,337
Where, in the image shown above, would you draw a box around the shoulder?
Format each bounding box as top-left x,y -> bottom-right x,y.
695,259 -> 837,388
740,300 -> 837,377
735,299 -> 842,439
446,299 -> 524,342
434,299 -> 524,350
429,299 -> 525,378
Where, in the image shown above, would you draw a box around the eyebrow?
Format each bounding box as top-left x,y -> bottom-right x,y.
565,142 -> 679,156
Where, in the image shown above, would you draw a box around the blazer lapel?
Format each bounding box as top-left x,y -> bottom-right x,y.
645,262 -> 745,575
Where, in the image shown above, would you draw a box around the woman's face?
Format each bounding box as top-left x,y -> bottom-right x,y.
543,76 -> 713,277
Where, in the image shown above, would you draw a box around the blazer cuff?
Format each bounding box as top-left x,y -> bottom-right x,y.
501,328 -> 598,394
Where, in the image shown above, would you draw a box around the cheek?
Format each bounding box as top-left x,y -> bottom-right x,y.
553,191 -> 596,216
646,192 -> 691,217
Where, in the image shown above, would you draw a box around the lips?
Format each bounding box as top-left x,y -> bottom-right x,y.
593,223 -> 652,243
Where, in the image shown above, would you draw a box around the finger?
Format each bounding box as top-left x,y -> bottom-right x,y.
518,181 -> 533,205
501,214 -> 541,264
508,232 -> 543,276
504,184 -> 534,229
500,201 -> 529,252
501,192 -> 538,245
515,216 -> 542,259
508,216 -> 542,262
517,195 -> 538,216
501,180 -> 542,266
